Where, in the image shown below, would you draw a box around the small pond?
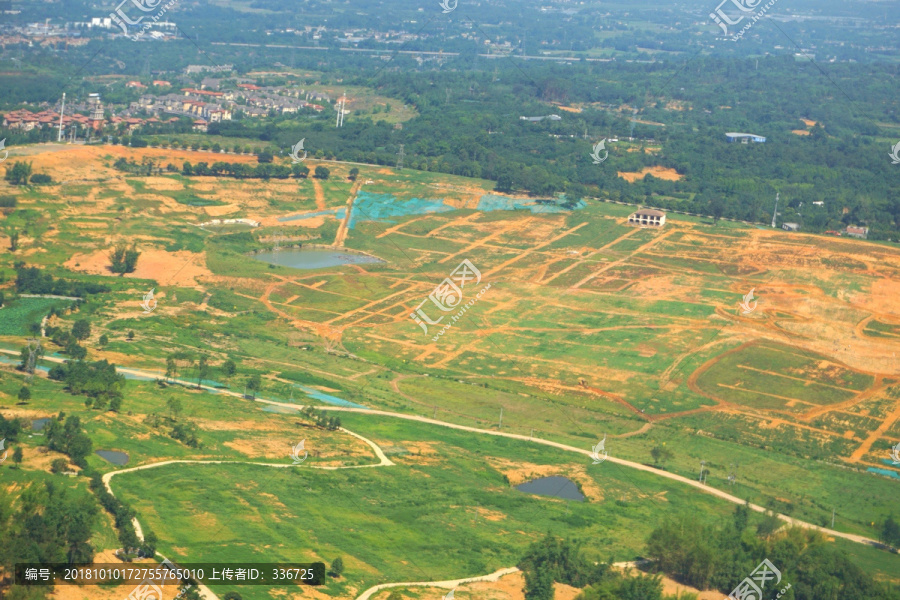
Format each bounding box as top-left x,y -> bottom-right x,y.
32,418 -> 51,431
95,450 -> 130,466
515,476 -> 585,502
252,249 -> 383,270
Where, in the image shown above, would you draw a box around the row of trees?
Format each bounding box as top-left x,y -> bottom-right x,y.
300,406 -> 342,431
48,360 -> 126,411
181,160 -> 330,180
14,263 -> 109,297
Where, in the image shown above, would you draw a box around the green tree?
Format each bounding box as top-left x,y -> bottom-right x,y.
329,557 -> 344,578
4,161 -> 33,185
292,163 -> 309,178
348,167 -> 359,181
222,359 -> 237,377
99,334 -> 109,346
124,245 -> 140,272
709,197 -> 725,225
881,515 -> 900,547
12,446 -> 23,467
17,386 -> 30,402
257,149 -> 274,163
140,530 -> 158,558
50,458 -> 69,473
524,566 -> 554,600
650,444 -> 673,466
246,374 -> 262,398
314,165 -> 330,180
72,319 -> 91,340
9,230 -> 18,251
166,357 -> 177,380
167,397 -> 183,418
197,354 -> 209,388
127,330 -> 135,341
109,397 -> 123,412
223,593 -> 243,600
495,173 -> 514,193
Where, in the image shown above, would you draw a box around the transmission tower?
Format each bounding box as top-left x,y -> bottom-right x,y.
396,144 -> 405,170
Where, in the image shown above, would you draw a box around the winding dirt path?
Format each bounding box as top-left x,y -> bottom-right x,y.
355,567 -> 520,600
253,400 -> 886,550
0,349 -> 887,571
100,428 -> 394,600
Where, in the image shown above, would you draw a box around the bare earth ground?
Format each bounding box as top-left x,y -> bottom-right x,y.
617,166 -> 683,182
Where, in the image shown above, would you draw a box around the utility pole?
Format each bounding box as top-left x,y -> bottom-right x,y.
831,508 -> 835,529
498,407 -> 503,429
699,460 -> 706,482
57,92 -> 66,142
530,428 -> 534,440
771,192 -> 779,228
433,406 -> 437,419
396,144 -> 404,170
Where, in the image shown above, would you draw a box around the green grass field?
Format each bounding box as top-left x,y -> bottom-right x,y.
2,144 -> 900,597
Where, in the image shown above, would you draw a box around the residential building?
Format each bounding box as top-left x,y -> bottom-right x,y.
725,132 -> 766,143
628,208 -> 666,227
845,226 -> 869,239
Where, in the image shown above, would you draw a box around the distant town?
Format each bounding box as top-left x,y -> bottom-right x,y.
1,68 -> 333,138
